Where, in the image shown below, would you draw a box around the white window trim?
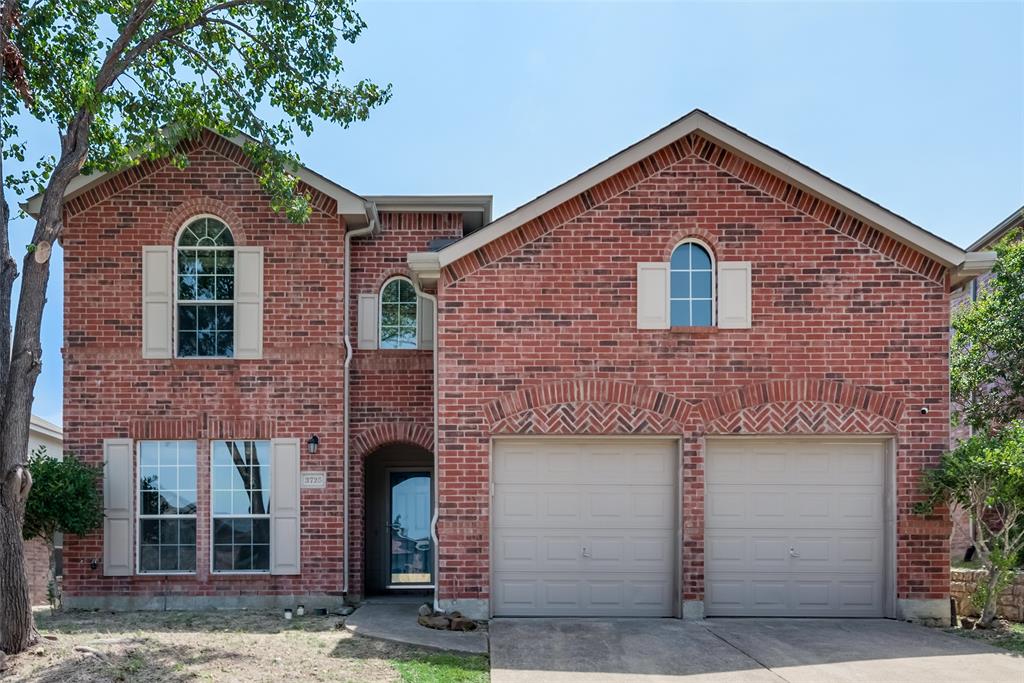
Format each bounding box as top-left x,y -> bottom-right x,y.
173,214 -> 236,359
669,238 -> 716,327
136,440 -> 198,576
378,275 -> 419,350
209,439 -> 272,575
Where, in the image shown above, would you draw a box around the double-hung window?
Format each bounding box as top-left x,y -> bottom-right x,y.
138,441 -> 198,573
212,440 -> 271,572
176,217 -> 235,357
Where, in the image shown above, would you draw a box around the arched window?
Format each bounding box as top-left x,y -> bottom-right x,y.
176,216 -> 235,357
379,276 -> 418,349
670,240 -> 714,327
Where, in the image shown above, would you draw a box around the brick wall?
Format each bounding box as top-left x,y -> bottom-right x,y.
435,132 -> 952,608
346,210 -> 460,597
62,132 -> 348,599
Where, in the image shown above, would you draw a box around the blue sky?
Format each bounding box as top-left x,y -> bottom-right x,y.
9,1 -> 1024,425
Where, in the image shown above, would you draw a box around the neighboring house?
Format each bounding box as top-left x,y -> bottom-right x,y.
36,110 -> 995,623
948,206 -> 1024,560
24,415 -> 64,605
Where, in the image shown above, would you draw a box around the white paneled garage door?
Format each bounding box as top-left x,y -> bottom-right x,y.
492,439 -> 678,617
705,438 -> 888,617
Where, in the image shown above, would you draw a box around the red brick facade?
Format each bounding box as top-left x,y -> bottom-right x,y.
61,123 -> 956,618
435,134 -> 952,611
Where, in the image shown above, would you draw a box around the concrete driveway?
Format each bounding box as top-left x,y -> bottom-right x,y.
489,618 -> 1024,682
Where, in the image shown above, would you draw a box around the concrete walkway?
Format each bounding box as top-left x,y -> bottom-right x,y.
343,602 -> 488,654
490,618 -> 1024,682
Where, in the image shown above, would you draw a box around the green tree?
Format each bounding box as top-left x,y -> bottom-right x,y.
917,421 -> 1024,628
951,221 -> 1024,431
22,447 -> 103,610
0,0 -> 389,653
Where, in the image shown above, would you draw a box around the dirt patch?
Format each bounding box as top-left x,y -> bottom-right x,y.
2,608 -> 485,682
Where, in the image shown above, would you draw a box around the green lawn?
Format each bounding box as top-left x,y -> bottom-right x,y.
393,653 -> 490,683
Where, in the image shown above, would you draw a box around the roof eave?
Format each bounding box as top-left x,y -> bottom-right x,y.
432,110 -> 970,270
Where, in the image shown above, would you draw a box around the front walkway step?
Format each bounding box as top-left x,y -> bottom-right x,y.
343,602 -> 488,655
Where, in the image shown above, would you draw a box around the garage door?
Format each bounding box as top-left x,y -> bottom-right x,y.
705,439 -> 887,617
492,439 -> 677,617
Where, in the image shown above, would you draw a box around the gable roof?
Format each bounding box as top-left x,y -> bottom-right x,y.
411,109 -> 987,276
968,205 -> 1024,251
22,129 -> 374,228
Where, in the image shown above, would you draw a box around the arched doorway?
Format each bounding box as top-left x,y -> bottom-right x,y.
364,443 -> 434,595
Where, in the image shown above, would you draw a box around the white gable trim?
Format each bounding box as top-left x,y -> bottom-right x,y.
424,110 -> 971,269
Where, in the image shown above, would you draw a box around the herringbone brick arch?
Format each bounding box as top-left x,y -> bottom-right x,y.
697,380 -> 903,435
351,422 -> 434,459
705,401 -> 896,435
485,380 -> 689,435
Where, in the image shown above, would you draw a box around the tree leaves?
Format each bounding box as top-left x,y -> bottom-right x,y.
3,0 -> 391,222
951,224 -> 1024,431
22,449 -> 103,542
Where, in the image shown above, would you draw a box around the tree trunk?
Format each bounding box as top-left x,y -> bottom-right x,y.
0,493 -> 34,653
979,567 -> 1004,628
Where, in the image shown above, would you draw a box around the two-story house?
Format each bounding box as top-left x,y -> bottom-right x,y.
39,110 -> 994,623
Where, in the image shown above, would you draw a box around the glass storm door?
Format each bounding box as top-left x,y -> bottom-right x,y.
388,470 -> 433,587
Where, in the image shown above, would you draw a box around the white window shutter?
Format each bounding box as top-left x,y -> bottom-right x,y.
270,438 -> 301,575
141,247 -> 172,358
417,295 -> 435,350
103,438 -> 134,576
358,293 -> 378,350
718,261 -> 752,329
636,262 -> 670,329
234,246 -> 264,359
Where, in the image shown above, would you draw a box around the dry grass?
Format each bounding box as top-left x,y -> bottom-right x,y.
1,608 -> 488,682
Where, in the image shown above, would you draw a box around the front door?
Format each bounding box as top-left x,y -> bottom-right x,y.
387,470 -> 433,588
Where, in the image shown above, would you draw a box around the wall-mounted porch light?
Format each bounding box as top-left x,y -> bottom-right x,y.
307,434 -> 319,454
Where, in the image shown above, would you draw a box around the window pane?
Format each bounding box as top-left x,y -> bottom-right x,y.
178,306 -> 197,332
212,518 -> 270,573
671,300 -> 690,327
216,332 -> 234,358
216,306 -> 233,330
177,228 -> 199,247
178,276 -> 197,301
691,245 -> 712,270
382,280 -> 401,304
670,271 -> 689,298
252,545 -> 271,571
216,251 -> 234,274
196,276 -> 215,300
399,303 -> 417,326
670,244 -> 691,270
692,271 -> 712,299
216,277 -> 234,301
137,442 -> 198,573
197,331 -> 216,357
692,300 -> 713,326
397,279 -> 416,303
177,251 -> 197,274
196,250 -> 216,275
253,519 -> 270,544
177,332 -> 197,357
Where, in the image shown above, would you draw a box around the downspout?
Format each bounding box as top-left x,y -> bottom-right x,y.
343,201 -> 379,598
410,283 -> 440,613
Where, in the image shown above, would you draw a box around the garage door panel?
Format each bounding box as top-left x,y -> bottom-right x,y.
705,439 -> 886,618
493,573 -> 675,617
706,484 -> 883,529
706,530 -> 883,573
493,439 -> 677,617
494,484 -> 675,529
706,573 -> 884,617
494,529 -> 675,574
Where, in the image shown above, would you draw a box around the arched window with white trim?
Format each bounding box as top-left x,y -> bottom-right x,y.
670,240 -> 714,327
379,276 -> 418,349
176,216 -> 235,357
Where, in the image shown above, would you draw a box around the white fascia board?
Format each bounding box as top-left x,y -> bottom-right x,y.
30,415 -> 63,441
433,110 -> 969,269
951,250 -> 997,287
23,129 -> 371,225
407,251 -> 442,289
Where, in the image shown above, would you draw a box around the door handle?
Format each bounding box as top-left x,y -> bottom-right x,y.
788,547 -> 800,558
582,546 -> 592,558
